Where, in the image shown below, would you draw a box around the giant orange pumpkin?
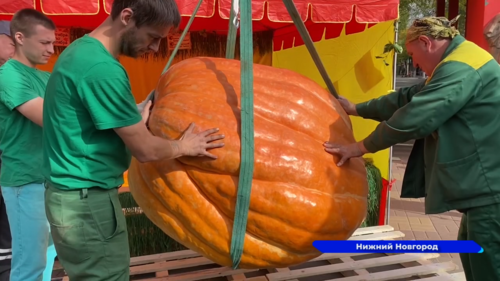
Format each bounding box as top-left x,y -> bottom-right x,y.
127,57 -> 368,269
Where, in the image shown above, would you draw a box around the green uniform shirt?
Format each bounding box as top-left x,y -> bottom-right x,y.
356,35 -> 500,213
0,59 -> 49,187
42,35 -> 142,190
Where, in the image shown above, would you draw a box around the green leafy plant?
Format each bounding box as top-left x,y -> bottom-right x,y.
376,42 -> 403,66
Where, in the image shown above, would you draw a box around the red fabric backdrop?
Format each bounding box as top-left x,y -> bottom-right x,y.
0,0 -> 399,50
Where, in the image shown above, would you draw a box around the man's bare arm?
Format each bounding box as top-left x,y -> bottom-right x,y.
115,122 -> 224,163
16,97 -> 44,127
115,122 -> 184,163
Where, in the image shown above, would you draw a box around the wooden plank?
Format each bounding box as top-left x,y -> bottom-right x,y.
130,256 -> 213,275
390,252 -> 464,278
310,253 -> 374,262
448,272 -> 467,280
347,231 -> 405,241
130,250 -> 201,266
155,261 -> 170,278
350,225 -> 395,236
338,257 -> 369,277
245,254 -> 380,281
418,272 -> 467,281
130,253 -> 370,277
325,262 -> 457,281
140,267 -> 255,281
244,277 -> 269,281
227,273 -> 247,280
267,268 -> 299,281
266,253 -> 440,280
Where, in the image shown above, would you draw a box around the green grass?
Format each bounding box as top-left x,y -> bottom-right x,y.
360,159 -> 383,227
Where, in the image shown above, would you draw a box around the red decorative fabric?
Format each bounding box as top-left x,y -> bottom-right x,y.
0,0 -> 33,14
0,0 -> 398,48
1,0 -> 398,24
40,0 -> 99,14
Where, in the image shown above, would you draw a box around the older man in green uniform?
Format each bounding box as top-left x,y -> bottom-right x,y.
324,16 -> 500,280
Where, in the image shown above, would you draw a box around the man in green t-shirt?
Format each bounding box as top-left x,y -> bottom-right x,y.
0,19 -> 14,281
325,17 -> 500,280
42,0 -> 225,280
0,9 -> 57,281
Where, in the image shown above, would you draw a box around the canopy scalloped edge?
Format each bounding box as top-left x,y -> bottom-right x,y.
273,21 -> 379,51
103,0 -> 400,24
0,0 -> 399,24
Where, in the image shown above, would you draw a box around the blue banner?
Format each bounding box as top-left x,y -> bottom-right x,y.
312,240 -> 483,253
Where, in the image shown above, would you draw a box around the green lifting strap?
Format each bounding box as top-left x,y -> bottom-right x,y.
229,0 -> 255,269
281,0 -> 340,99
157,0 -> 254,269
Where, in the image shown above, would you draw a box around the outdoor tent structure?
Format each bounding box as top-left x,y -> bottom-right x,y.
0,0 -> 399,232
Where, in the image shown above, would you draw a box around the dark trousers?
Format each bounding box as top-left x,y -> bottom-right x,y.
0,194 -> 11,281
0,266 -> 9,281
458,203 -> 500,280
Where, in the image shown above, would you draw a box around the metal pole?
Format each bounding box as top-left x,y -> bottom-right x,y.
385,20 -> 399,225
281,0 -> 339,99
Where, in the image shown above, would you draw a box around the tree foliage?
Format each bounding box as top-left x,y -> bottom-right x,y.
396,0 -> 468,63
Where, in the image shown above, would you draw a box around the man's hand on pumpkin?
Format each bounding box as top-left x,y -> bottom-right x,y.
179,123 -> 225,159
337,96 -> 358,116
141,100 -> 153,125
323,141 -> 368,166
137,90 -> 155,112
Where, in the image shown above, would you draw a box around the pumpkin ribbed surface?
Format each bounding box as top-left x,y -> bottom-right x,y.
128,57 -> 368,269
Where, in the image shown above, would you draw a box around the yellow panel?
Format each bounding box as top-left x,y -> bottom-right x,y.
272,21 -> 396,179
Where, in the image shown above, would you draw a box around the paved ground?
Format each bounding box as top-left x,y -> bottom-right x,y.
390,145 -> 463,272
389,76 -> 463,272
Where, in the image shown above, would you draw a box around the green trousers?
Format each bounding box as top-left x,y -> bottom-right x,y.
457,203 -> 500,281
45,184 -> 130,281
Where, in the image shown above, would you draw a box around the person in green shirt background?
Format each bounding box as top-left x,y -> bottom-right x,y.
0,19 -> 15,281
0,9 -> 57,281
324,16 -> 500,280
42,0 -> 225,280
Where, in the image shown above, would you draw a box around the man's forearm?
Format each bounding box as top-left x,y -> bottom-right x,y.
136,136 -> 185,163
361,121 -> 415,153
16,97 -> 44,127
355,98 -> 396,122
150,137 -> 184,161
355,83 -> 423,122
115,121 -> 185,163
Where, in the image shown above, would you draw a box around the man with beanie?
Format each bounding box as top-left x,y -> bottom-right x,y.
0,20 -> 14,281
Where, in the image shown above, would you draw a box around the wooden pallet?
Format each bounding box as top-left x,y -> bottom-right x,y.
59,225 -> 466,281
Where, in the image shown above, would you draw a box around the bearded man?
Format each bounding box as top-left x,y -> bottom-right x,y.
324,16 -> 500,280
42,0 -> 225,280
